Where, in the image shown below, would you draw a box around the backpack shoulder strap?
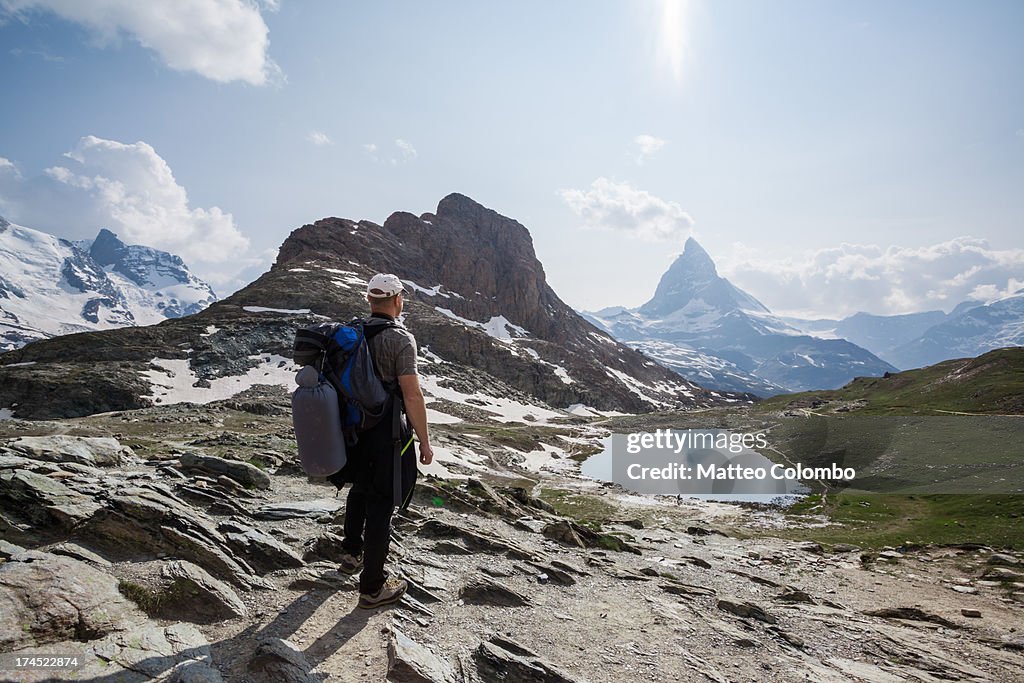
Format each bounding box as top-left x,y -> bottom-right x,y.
362,316 -> 399,342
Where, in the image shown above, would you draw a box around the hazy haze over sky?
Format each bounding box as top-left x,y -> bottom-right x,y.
1,0 -> 1022,319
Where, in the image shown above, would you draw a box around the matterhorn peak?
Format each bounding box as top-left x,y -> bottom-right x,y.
638,237 -> 725,316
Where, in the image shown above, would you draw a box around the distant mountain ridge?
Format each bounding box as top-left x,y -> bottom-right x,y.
0,195 -> 741,420
582,237 -> 897,396
0,218 -> 216,351
784,293 -> 1023,370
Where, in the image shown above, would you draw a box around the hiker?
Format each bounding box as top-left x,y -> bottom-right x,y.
332,273 -> 434,609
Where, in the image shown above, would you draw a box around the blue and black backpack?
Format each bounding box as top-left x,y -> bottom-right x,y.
292,317 -> 398,434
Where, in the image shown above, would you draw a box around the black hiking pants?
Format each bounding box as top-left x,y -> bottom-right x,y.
337,414 -> 404,595
341,480 -> 393,595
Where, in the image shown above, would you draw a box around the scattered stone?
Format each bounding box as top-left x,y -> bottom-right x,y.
4,435 -> 133,467
775,587 -> 816,604
460,579 -> 531,607
879,550 -> 902,561
504,487 -> 557,514
247,638 -> 319,683
797,541 -> 825,555
983,566 -> 1024,582
256,498 -> 343,520
728,569 -> 785,589
961,609 -> 982,618
660,582 -> 715,598
388,626 -> 456,683
526,561 -> 576,586
514,517 -> 548,534
767,626 -> 804,650
161,560 -> 249,621
542,520 -> 641,555
864,607 -> 960,629
831,543 -> 860,553
0,550 -> 137,650
474,636 -> 582,683
717,598 -> 777,624
419,518 -> 536,559
987,553 -> 1020,567
952,585 -> 978,595
479,565 -> 516,579
179,453 -> 271,490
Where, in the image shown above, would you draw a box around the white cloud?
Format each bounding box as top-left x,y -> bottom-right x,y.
0,157 -> 17,173
559,177 -> 694,242
0,136 -> 250,278
721,237 -> 1024,318
363,139 -> 418,165
394,139 -> 417,164
633,134 -> 667,164
0,0 -> 279,85
307,130 -> 332,146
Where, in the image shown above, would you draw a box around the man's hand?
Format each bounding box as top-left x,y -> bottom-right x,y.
419,442 -> 434,465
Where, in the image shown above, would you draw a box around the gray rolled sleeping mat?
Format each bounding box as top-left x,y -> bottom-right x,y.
291,365 -> 347,476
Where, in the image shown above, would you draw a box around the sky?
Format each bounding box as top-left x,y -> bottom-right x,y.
0,0 -> 1022,319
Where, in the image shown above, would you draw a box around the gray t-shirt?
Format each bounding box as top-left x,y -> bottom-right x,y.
368,320 -> 418,384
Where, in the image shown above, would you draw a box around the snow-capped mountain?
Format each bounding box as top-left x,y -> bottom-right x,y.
887,290 -> 1024,370
582,237 -> 896,395
783,310 -> 948,368
0,218 -> 216,351
0,196 -> 743,420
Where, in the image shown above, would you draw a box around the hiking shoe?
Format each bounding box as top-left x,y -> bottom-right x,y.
337,551 -> 362,575
357,578 -> 407,609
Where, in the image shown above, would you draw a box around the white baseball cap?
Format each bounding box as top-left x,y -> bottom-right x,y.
366,273 -> 406,298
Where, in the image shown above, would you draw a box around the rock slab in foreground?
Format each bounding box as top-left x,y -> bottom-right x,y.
161,560 -> 250,621
247,638 -> 320,683
474,636 -> 585,683
388,626 -> 456,683
0,550 -> 137,651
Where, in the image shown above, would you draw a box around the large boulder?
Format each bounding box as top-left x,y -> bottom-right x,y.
0,469 -> 102,541
4,435 -> 134,467
85,483 -> 265,590
0,551 -> 138,651
161,560 -> 249,621
179,453 -> 271,490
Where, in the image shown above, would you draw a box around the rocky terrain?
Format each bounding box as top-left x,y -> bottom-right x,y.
1,391 -> 1022,683
0,194 -> 740,421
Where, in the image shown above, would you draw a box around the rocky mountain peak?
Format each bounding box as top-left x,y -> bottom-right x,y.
88,228 -> 129,266
639,237 -> 742,317
0,215 -> 10,231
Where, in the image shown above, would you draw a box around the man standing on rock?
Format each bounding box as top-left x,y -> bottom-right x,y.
332,273 -> 433,609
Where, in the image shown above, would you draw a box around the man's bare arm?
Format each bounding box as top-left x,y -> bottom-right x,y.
398,374 -> 433,464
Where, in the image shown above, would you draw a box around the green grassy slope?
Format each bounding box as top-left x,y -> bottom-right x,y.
757,347 -> 1024,415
